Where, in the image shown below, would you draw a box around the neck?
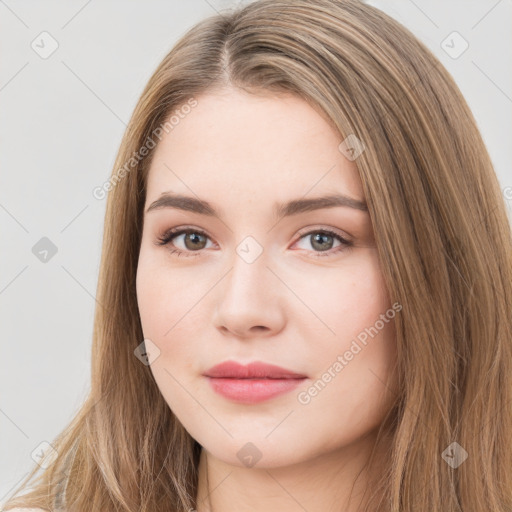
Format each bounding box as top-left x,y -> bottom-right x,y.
194,429 -> 388,512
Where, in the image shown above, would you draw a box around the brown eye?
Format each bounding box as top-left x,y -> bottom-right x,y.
155,227 -> 214,258
182,232 -> 208,250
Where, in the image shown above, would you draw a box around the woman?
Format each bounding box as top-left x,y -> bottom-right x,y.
4,0 -> 512,511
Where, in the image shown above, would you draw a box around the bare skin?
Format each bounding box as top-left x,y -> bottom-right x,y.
136,87 -> 399,511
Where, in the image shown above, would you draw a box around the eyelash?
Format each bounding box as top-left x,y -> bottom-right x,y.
155,226 -> 353,259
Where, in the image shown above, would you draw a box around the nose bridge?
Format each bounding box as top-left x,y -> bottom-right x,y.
213,236 -> 284,336
225,237 -> 271,303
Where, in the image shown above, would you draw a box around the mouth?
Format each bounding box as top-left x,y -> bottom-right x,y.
203,360 -> 307,404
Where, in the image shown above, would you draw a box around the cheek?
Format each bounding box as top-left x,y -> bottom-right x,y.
136,256 -> 163,339
135,249 -> 205,369
136,256 -> 220,438
299,251 -> 392,343
136,244 -> 185,332
293,257 -> 397,436
136,247 -> 176,352
297,251 -> 397,389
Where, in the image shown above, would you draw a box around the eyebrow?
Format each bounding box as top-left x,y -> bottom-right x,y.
145,191 -> 368,219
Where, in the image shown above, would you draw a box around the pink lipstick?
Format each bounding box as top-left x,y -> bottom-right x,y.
203,360 -> 307,404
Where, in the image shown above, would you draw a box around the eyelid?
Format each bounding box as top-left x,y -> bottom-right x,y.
156,224 -> 352,241
155,224 -> 353,257
294,224 -> 353,243
154,225 -> 214,248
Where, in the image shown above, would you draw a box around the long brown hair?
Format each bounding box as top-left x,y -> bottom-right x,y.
4,0 -> 512,510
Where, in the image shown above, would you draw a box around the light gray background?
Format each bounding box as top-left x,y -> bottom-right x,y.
1,0 -> 511,502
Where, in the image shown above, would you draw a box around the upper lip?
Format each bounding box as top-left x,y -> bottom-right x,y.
203,361 -> 307,379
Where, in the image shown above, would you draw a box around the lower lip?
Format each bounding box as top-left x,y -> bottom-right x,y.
206,377 -> 306,403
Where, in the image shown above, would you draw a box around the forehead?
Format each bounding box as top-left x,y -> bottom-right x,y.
145,88 -> 364,211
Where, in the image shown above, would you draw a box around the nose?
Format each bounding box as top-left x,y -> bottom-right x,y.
212,250 -> 286,339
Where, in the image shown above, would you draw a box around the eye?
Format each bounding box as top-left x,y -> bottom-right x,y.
293,228 -> 353,258
154,226 -> 353,258
155,227 -> 213,257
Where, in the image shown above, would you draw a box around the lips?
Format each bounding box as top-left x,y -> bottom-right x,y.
203,361 -> 307,404
203,360 -> 307,379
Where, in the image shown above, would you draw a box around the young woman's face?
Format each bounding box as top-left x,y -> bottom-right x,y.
136,88 -> 398,468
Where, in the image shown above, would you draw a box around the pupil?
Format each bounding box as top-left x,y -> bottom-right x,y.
313,233 -> 332,251
186,232 -> 204,249
182,232 -> 334,252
